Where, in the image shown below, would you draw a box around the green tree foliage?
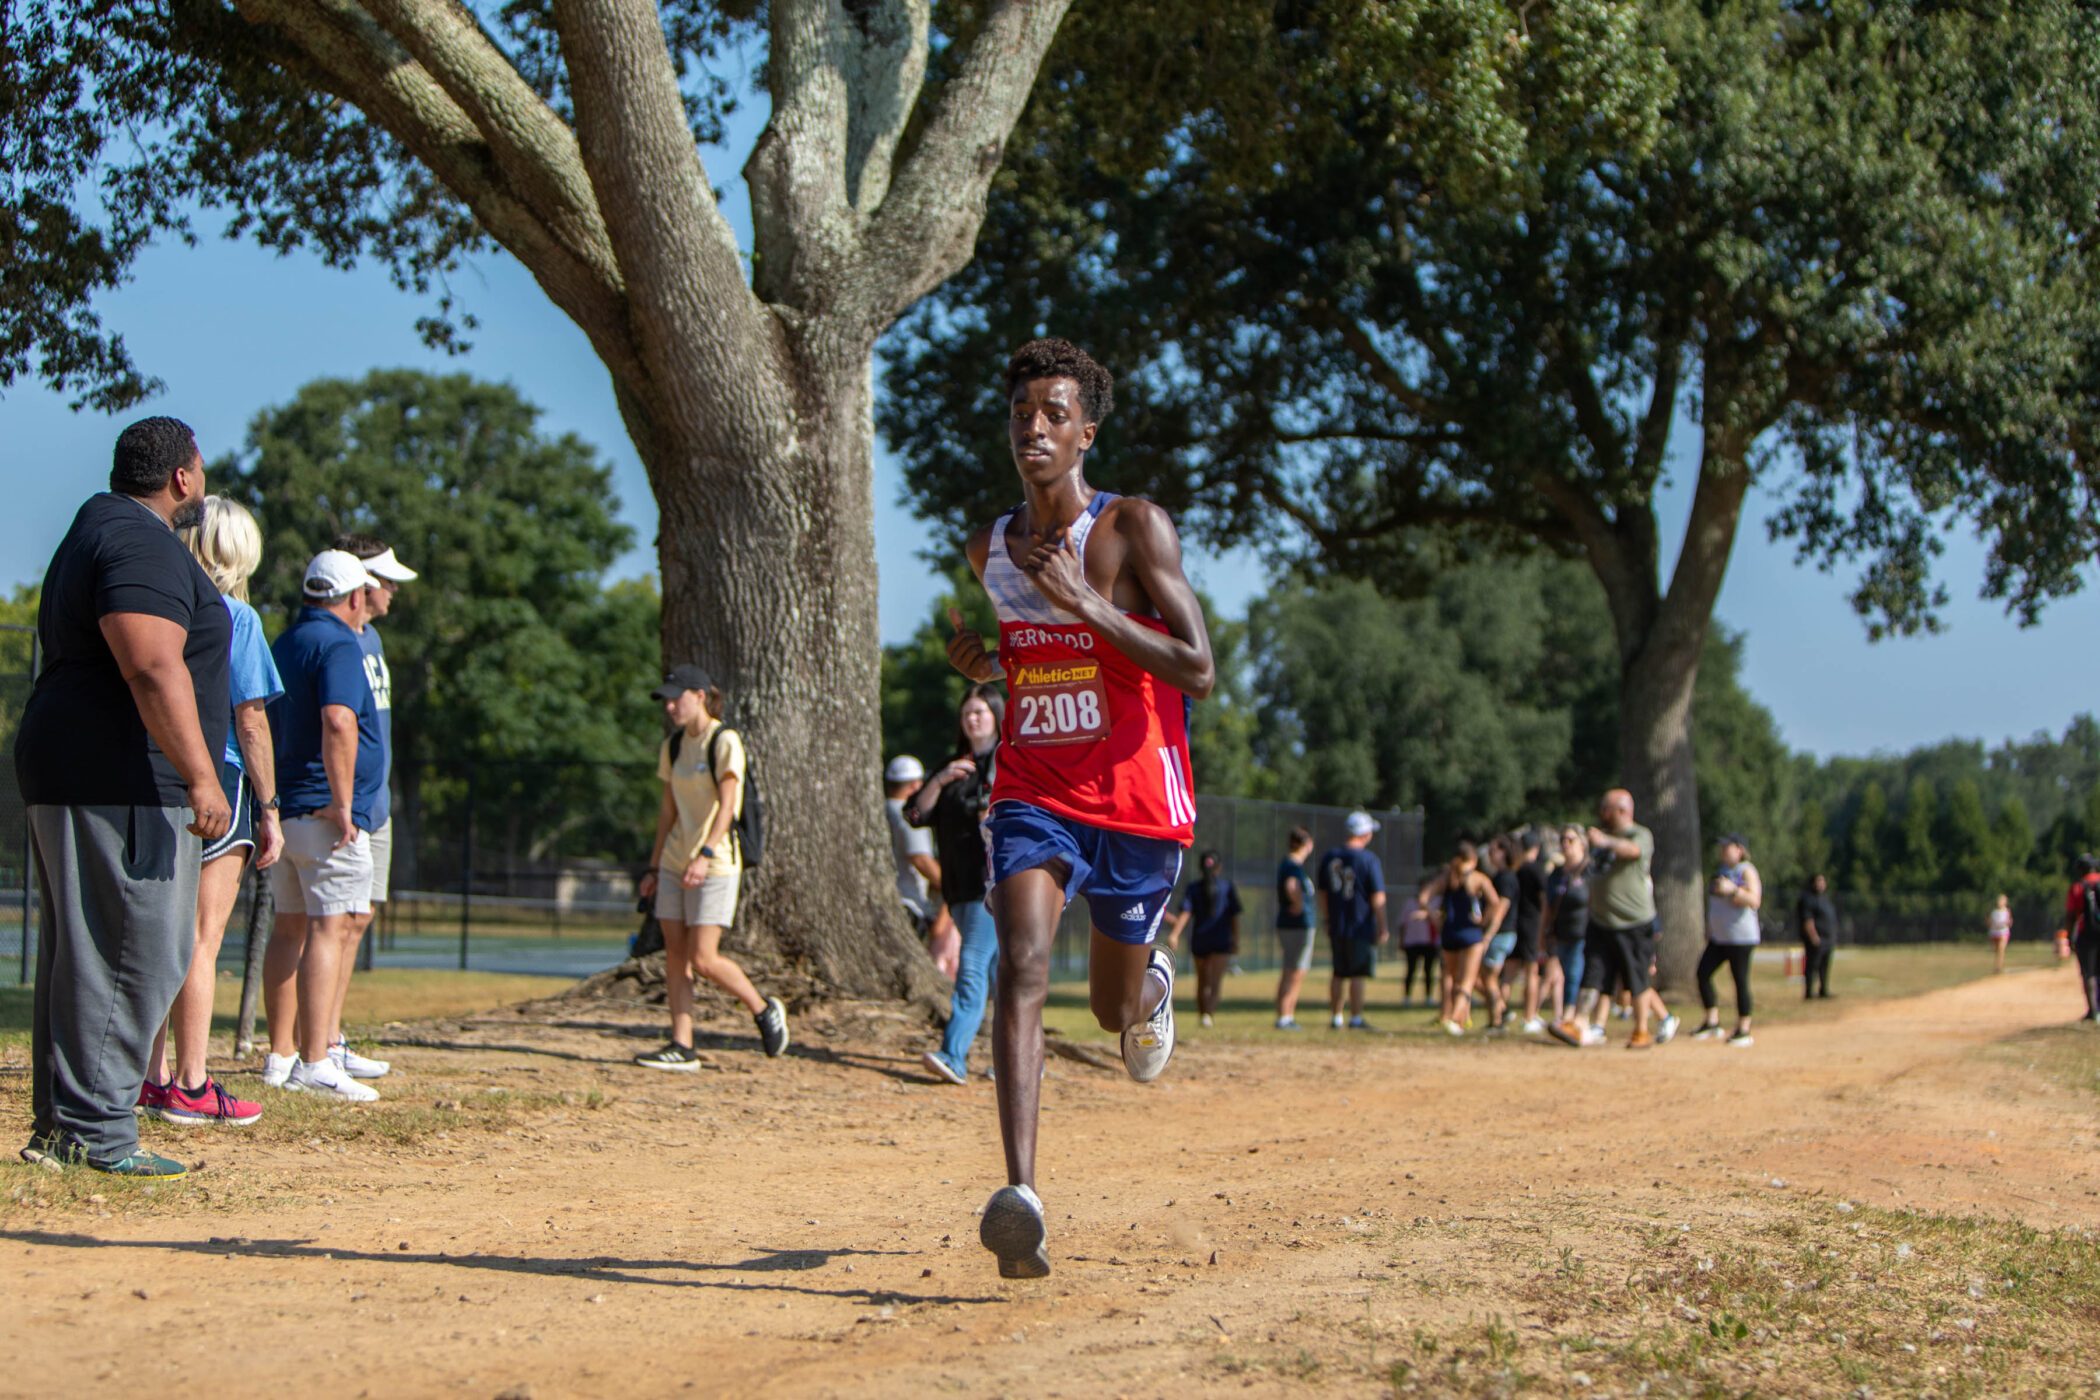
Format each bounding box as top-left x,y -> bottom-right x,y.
1991,796 -> 2038,896
219,370 -> 661,874
1794,798 -> 1832,884
1690,624 -> 1797,882
0,584 -> 40,753
1891,776 -> 1942,893
1844,783 -> 1890,895
1938,778 -> 1995,896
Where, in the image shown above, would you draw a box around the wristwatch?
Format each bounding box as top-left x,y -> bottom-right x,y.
261,796 -> 280,811
700,845 -> 717,859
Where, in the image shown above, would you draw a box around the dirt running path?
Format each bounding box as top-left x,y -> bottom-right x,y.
6,967 -> 2099,1399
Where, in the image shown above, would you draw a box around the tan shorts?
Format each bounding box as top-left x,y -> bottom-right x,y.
367,817 -> 392,902
655,864 -> 739,928
269,816 -> 373,917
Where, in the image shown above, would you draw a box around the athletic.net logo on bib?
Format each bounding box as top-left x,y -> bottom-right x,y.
1010,661 -> 1108,745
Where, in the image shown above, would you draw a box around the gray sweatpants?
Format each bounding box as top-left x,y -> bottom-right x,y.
28,804 -> 200,1161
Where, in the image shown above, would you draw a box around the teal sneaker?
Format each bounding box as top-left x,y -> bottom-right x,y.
87,1147 -> 188,1180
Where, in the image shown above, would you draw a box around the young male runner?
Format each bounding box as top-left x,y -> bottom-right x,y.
945,338 -> 1214,1279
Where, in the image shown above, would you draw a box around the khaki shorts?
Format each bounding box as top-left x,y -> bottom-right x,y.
1276,923 -> 1315,972
269,815 -> 373,917
656,864 -> 739,928
367,817 -> 392,902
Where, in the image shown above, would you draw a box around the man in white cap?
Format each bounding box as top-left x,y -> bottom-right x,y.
321,533 -> 419,1081
885,755 -> 942,934
259,550 -> 384,1102
1318,811 -> 1389,1030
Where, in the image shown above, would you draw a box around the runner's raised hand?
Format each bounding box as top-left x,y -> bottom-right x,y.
945,606 -> 1002,682
1020,529 -> 1088,613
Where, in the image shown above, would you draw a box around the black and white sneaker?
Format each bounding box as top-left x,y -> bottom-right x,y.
980,1183 -> 1050,1279
633,1042 -> 701,1071
1121,946 -> 1177,1083
756,997 -> 790,1058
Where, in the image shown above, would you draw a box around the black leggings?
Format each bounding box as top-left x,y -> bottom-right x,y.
1402,946 -> 1439,998
1801,938 -> 1833,997
1697,943 -> 1754,1018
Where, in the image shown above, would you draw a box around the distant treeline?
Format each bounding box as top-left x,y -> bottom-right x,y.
883,553 -> 2096,898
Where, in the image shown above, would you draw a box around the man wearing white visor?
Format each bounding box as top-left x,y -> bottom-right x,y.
262,550 -> 385,1101
323,534 -> 419,1082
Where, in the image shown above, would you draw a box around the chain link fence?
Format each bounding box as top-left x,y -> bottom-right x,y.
1,625 -> 36,987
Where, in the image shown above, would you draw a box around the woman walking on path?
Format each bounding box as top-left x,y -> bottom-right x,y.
1168,850 -> 1241,1027
1398,874 -> 1439,1009
1273,828 -> 1316,1029
1691,834 -> 1761,1047
1418,841 -> 1506,1037
143,498 -> 282,1127
1541,825 -> 1591,1026
908,686 -> 1004,1083
634,664 -> 788,1067
1987,893 -> 2013,974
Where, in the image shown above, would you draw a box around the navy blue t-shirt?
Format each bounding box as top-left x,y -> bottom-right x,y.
1318,846 -> 1386,942
15,493 -> 230,806
1275,857 -> 1311,929
270,606 -> 384,830
358,622 -> 393,827
1179,877 -> 1243,951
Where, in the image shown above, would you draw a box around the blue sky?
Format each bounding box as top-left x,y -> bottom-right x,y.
5,103 -> 2095,761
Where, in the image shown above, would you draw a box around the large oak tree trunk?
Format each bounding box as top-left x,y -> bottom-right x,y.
625,344 -> 940,1004
1572,437 -> 1751,994
1618,634 -> 1706,992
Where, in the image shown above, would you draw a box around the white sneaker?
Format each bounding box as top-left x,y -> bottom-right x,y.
289,1056 -> 379,1102
1727,1032 -> 1755,1048
1330,1013 -> 1346,1030
1440,1019 -> 1464,1037
1579,1026 -> 1607,1047
1120,948 -> 1177,1083
261,1053 -> 297,1088
1199,1013 -> 1214,1028
330,1040 -> 390,1079
1657,1014 -> 1681,1044
1521,1018 -> 1546,1034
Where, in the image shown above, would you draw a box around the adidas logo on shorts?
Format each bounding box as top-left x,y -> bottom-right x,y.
1120,906 -> 1146,922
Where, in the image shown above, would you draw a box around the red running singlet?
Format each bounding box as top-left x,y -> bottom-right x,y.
980,493 -> 1197,845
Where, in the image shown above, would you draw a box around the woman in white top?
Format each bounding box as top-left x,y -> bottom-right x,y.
633,664 -> 788,1067
1691,833 -> 1762,1046
1987,892 -> 2013,974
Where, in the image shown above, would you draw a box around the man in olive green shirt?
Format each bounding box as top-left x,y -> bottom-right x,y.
1549,788 -> 1678,1048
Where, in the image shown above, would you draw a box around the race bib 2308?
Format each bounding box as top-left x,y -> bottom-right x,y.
1010,660 -> 1109,746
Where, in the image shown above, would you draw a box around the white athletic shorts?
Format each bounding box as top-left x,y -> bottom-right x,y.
656,864 -> 739,928
269,815 -> 374,917
367,817 -> 392,903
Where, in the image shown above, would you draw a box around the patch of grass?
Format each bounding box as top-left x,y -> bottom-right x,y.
1041,942 -> 2063,1043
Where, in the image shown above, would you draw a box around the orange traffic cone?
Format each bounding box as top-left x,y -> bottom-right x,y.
2056,929 -> 2071,961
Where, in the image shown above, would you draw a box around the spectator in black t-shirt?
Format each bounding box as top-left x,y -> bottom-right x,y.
907,686 -> 1003,1084
1479,836 -> 1523,1031
1512,829 -> 1551,1033
14,417 -> 232,1179
1272,826 -> 1315,1029
1167,850 -> 1242,1027
1794,873 -> 1838,999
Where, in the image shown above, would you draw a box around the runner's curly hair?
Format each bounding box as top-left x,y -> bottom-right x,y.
1006,338 -> 1114,424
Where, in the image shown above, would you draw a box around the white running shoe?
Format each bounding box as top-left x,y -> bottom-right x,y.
1330,1013 -> 1346,1030
1657,1014 -> 1681,1044
1521,1018 -> 1546,1034
1579,1025 -> 1607,1047
1120,948 -> 1177,1083
1199,1013 -> 1214,1028
330,1040 -> 390,1079
1691,1024 -> 1726,1042
980,1183 -> 1050,1279
1440,1019 -> 1465,1037
288,1056 -> 379,1102
1728,1032 -> 1755,1048
261,1053 -> 297,1088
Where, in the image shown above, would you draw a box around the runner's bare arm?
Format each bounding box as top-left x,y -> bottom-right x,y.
945,527 -> 1004,682
1022,500 -> 1214,698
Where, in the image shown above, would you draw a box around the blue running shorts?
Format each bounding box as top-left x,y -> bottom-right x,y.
986,800 -> 1186,945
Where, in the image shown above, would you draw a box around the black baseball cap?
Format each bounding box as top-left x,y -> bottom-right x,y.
1719,832 -> 1750,851
650,663 -> 713,700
